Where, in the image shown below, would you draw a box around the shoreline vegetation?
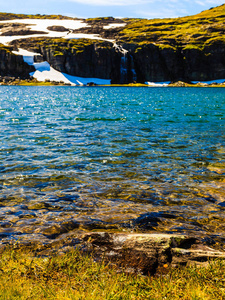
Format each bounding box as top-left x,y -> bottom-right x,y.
0,246 -> 224,299
0,77 -> 225,87
0,7 -> 225,298
0,232 -> 225,299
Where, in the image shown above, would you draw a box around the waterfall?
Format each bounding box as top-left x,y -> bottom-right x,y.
120,50 -> 128,83
130,54 -> 137,83
113,43 -> 137,84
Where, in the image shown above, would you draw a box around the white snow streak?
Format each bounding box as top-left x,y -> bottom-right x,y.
145,81 -> 170,87
192,79 -> 225,84
103,23 -> 126,29
0,19 -> 113,44
2,19 -> 112,85
12,48 -> 111,85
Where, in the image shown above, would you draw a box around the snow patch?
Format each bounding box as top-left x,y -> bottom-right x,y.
0,19 -> 114,44
103,23 -> 126,29
0,19 -> 87,33
31,66 -> 111,85
12,48 -> 40,65
0,19 -> 113,85
146,81 -> 170,87
192,79 -> 225,84
113,43 -> 128,54
13,48 -> 111,85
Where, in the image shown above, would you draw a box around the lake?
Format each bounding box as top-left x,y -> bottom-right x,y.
0,86 -> 224,243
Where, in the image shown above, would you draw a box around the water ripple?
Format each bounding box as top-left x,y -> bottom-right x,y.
0,86 -> 225,242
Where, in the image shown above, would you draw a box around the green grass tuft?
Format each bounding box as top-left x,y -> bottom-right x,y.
0,248 -> 224,299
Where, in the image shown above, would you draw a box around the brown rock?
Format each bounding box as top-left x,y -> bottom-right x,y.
47,26 -> 68,32
79,232 -> 225,275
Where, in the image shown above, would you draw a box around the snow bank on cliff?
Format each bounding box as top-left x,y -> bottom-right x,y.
146,81 -> 170,87
12,48 -> 111,85
192,79 -> 225,84
103,23 -> 126,29
0,18 -> 86,34
0,19 -> 114,44
0,19 -> 114,85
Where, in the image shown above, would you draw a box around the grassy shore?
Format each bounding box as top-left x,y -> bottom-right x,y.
0,247 -> 224,300
1,80 -> 225,87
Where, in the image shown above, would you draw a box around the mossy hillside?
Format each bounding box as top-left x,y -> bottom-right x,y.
118,4 -> 225,51
11,38 -> 112,57
0,12 -> 78,20
86,16 -> 124,24
0,42 -> 14,53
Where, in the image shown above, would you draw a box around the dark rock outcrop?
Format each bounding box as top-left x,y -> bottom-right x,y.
9,36 -> 225,84
61,232 -> 225,275
0,46 -> 34,78
72,25 -> 123,40
129,41 -> 225,83
34,41 -> 122,83
47,26 -> 68,32
0,23 -> 47,36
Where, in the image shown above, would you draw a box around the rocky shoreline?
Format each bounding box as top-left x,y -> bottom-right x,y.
2,232 -> 224,275
0,76 -> 225,87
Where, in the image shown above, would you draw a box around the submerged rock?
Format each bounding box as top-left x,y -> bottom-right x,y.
132,212 -> 178,230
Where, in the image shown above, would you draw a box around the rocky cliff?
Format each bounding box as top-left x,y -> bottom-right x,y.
11,35 -> 225,84
40,40 -> 121,83
1,4 -> 225,83
129,40 -> 225,82
0,44 -> 34,78
10,38 -> 125,83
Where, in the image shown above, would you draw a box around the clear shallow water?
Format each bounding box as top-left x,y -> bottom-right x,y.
0,86 -> 225,243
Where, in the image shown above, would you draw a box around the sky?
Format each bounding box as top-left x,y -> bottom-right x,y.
0,0 -> 224,19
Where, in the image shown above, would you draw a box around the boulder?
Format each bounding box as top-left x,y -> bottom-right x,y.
79,233 -> 225,274
47,26 -> 68,32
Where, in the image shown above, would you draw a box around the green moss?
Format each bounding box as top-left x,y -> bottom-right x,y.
118,4 -> 225,51
0,43 -> 13,53
204,36 -> 225,46
156,44 -> 176,51
87,17 -> 113,22
53,51 -> 64,56
13,37 -> 112,57
183,44 -> 203,51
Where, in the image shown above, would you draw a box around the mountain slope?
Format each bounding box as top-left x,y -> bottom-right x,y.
117,4 -> 225,47
0,5 -> 225,84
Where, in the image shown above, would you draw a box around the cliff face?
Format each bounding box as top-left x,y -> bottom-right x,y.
130,41 -> 225,82
0,46 -> 34,78
38,42 -> 122,83
11,38 -> 127,83
11,37 -> 225,84
3,4 -> 225,84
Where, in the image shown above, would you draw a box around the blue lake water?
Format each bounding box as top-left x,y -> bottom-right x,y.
0,86 -> 225,243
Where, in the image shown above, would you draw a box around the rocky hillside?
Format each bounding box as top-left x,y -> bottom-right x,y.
0,43 -> 34,78
0,4 -> 225,84
10,38 -> 123,83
